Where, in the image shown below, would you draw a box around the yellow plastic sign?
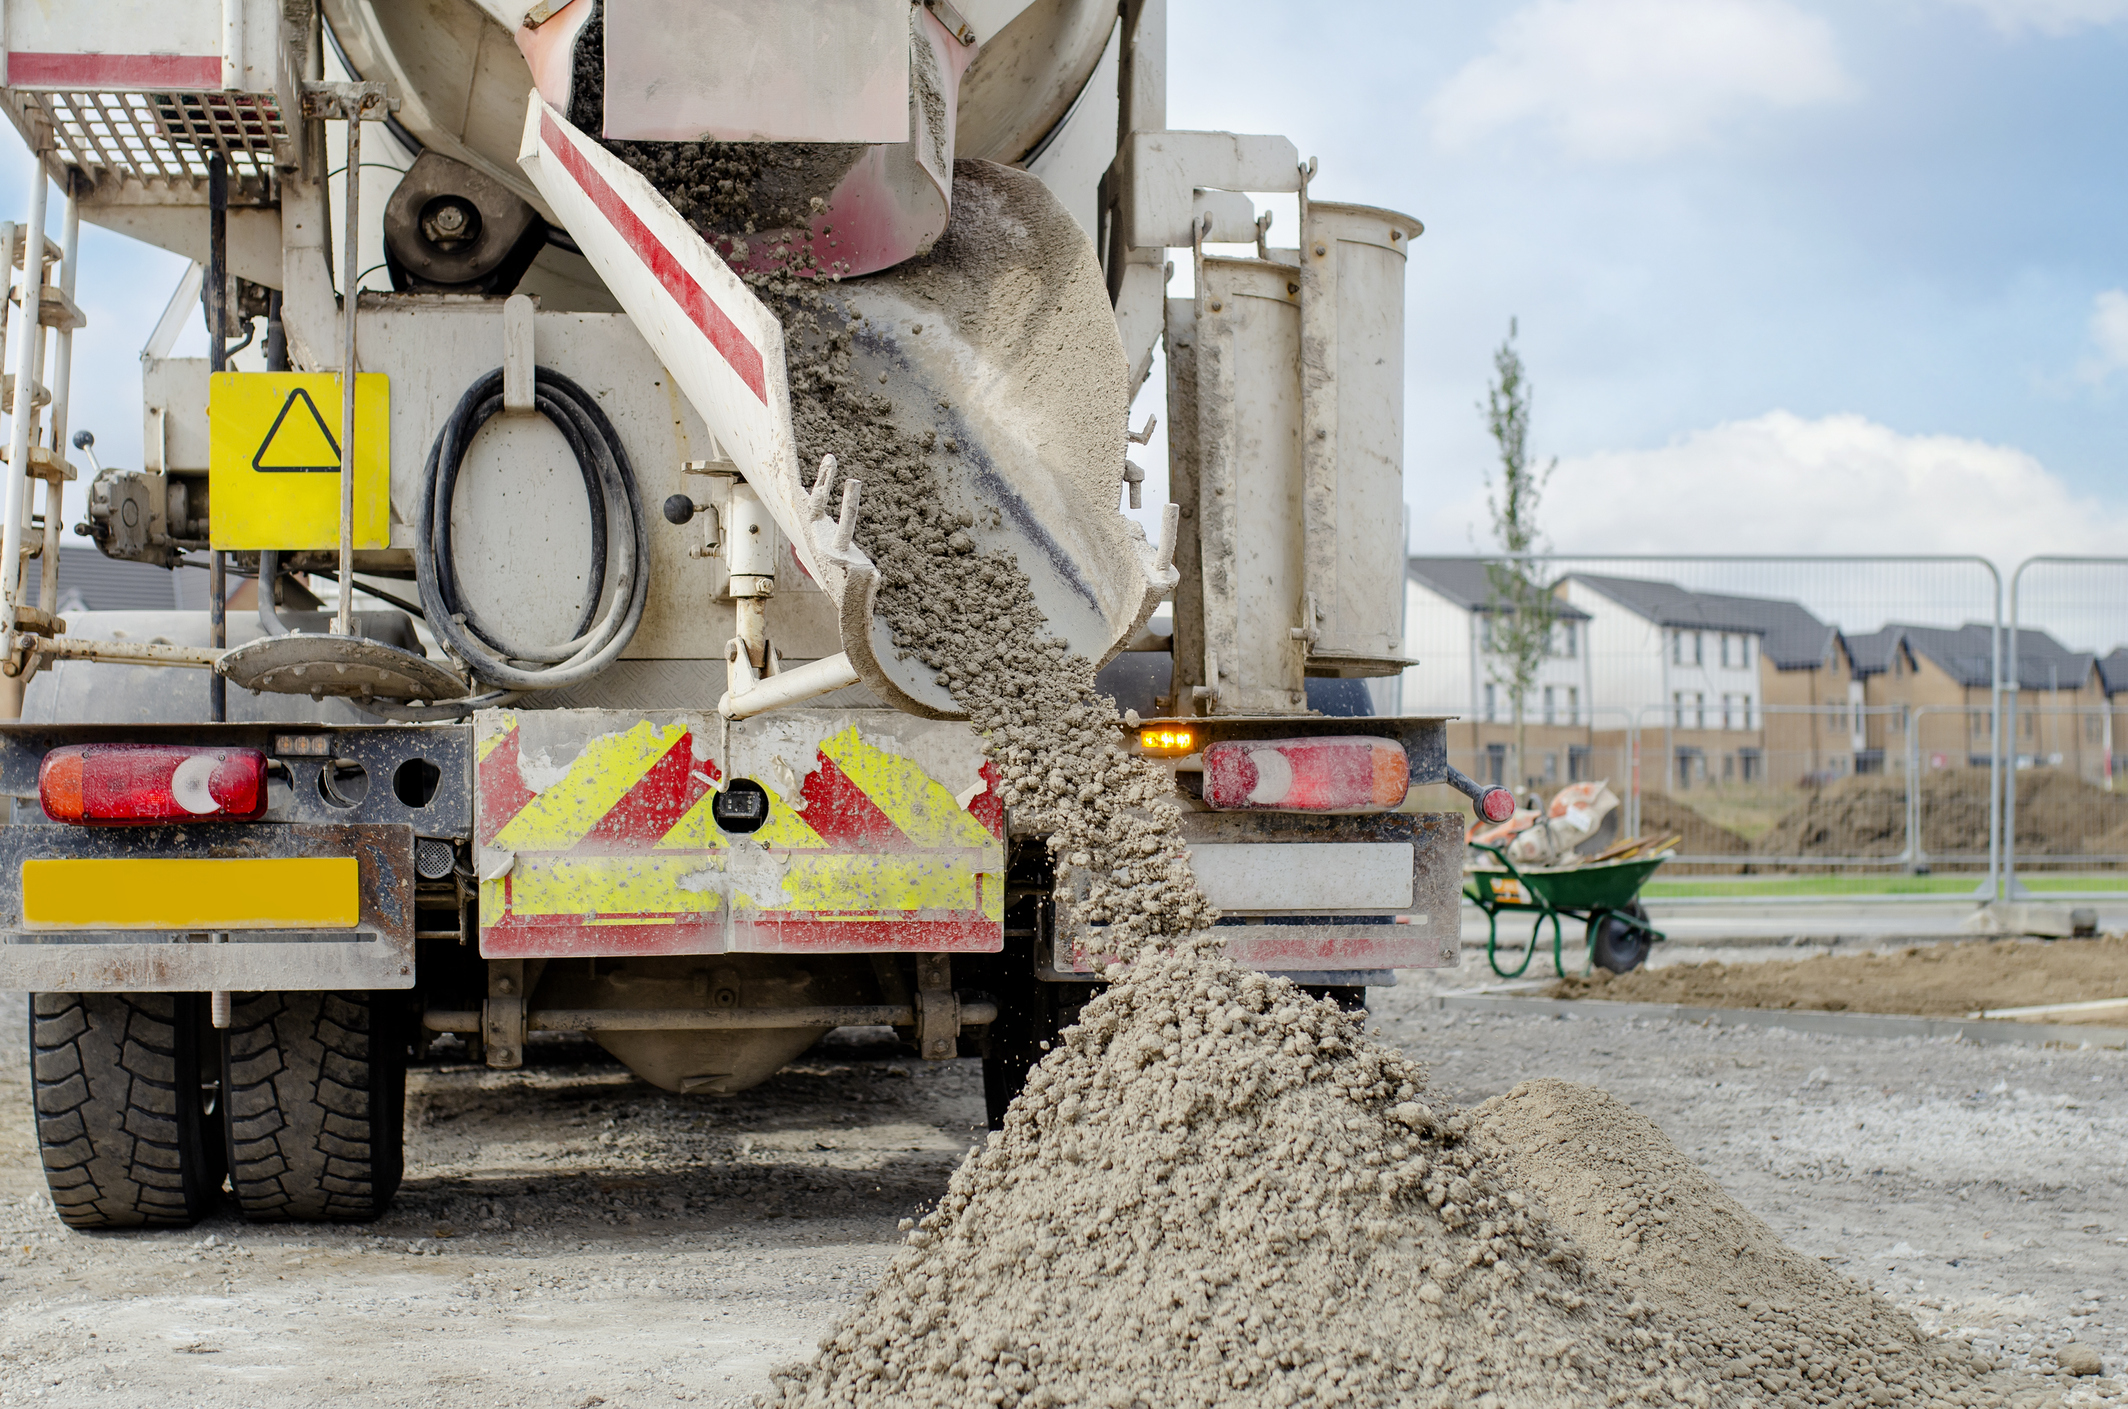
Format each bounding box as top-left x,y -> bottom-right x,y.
209,373 -> 390,550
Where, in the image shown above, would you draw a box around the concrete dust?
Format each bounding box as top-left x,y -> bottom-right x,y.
1548,937 -> 2128,1019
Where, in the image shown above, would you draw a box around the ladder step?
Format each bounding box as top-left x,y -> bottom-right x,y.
11,605 -> 64,635
0,375 -> 50,412
0,225 -> 61,270
0,444 -> 76,483
8,284 -> 84,332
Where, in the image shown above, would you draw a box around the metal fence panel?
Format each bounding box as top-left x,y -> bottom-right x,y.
2004,558 -> 2128,889
1401,554 -> 2003,883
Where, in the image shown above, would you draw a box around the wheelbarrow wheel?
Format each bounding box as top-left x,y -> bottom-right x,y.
1590,903 -> 1653,975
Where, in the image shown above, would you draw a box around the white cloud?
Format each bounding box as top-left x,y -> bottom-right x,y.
1938,0 -> 2128,35
1425,0 -> 1853,161
1425,411 -> 2127,563
2080,289 -> 2128,384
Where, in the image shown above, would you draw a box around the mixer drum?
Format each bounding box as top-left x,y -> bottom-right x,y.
324,0 -> 1112,279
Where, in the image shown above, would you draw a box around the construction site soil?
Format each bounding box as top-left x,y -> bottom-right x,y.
1655,771 -> 2128,871
3,990 -> 2123,1408
1549,937 -> 2128,1021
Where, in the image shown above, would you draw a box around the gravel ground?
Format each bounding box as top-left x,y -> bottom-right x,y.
1,970 -> 2123,1408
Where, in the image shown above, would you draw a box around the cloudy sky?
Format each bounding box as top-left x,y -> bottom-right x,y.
9,0 -> 2126,584
1161,0 -> 2128,566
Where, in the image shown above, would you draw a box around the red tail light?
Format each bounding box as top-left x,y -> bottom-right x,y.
1476,785 -> 1517,824
39,745 -> 270,826
1201,736 -> 1408,814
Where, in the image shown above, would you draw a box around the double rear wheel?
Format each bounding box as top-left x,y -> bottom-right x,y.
28,991 -> 408,1229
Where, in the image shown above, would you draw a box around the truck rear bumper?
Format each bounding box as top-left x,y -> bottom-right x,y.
1051,810 -> 1465,977
0,822 -> 417,991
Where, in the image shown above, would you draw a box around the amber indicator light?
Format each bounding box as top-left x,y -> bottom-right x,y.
1137,727 -> 1198,755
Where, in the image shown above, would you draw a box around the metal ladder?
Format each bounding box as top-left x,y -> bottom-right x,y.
0,164 -> 87,664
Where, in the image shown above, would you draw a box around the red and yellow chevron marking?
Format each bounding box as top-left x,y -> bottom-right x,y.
476,714 -> 1005,958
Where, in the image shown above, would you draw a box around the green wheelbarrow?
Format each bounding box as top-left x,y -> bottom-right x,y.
1462,840 -> 1671,979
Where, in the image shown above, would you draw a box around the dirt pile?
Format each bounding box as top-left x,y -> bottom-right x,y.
1549,935 -> 2128,1020
1474,1081 -> 2006,1407
769,954 -> 1713,1407
1638,791 -> 1750,873
765,955 -> 2013,1408
1740,768 -> 2128,862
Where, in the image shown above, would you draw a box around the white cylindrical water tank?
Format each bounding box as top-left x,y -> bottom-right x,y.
1298,201 -> 1424,678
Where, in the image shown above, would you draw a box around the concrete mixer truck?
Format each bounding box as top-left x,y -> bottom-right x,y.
0,0 -> 1504,1228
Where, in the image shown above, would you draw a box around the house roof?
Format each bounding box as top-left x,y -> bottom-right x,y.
1406,558 -> 1590,619
1564,573 -> 1840,670
53,547 -> 185,613
1844,626 -> 1911,680
1861,622 -> 2093,691
2102,648 -> 2128,696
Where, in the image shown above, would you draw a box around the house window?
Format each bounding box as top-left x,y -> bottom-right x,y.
1721,694 -> 1735,730
1673,691 -> 1687,728
1670,631 -> 1683,666
1542,686 -> 1556,725
1483,683 -> 1497,722
1742,695 -> 1754,730
1568,744 -> 1592,781
1693,632 -> 1705,666
1695,692 -> 1707,729
1484,743 -> 1507,785
1567,686 -> 1580,725
1720,635 -> 1734,669
1479,614 -> 1494,652
1738,747 -> 1762,782
1553,621 -> 1577,658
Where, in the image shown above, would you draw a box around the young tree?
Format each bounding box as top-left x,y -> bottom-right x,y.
1482,318 -> 1557,795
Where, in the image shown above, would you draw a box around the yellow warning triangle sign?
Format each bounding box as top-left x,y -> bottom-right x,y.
251,387 -> 342,474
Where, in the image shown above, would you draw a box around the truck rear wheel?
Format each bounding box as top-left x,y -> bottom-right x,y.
29,993 -> 226,1230
222,992 -> 407,1222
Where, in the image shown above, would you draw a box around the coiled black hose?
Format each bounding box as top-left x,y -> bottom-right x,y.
415,366 -> 649,690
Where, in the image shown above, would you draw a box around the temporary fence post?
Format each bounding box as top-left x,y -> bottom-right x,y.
1902,706 -> 1921,871
1627,711 -> 1640,839
1975,562 -> 2005,901
2004,559 -> 2025,898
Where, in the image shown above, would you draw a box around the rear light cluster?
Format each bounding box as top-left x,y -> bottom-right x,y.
39,744 -> 270,825
1202,736 -> 1408,814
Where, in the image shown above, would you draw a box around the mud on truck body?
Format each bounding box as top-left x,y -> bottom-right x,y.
0,0 -> 1505,1227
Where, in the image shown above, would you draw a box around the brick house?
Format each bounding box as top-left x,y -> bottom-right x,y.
1849,623 -> 2104,777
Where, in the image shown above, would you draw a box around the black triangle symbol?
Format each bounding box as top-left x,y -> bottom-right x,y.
251,387 -> 343,474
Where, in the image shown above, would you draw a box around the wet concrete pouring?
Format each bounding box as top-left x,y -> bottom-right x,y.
2,980 -> 2122,1408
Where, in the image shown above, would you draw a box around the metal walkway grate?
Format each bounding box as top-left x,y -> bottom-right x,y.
7,88 -> 284,192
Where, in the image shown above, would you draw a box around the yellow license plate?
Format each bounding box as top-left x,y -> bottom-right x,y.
20,857 -> 360,930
